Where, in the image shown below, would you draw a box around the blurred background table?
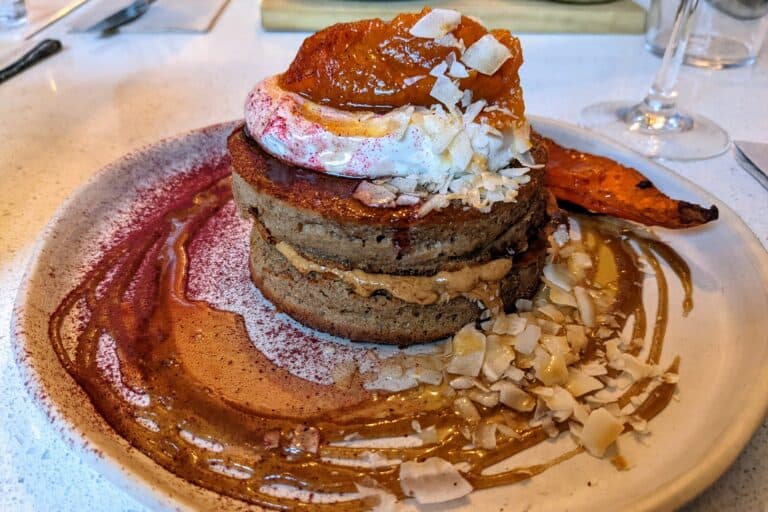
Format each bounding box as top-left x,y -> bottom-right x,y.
0,0 -> 766,510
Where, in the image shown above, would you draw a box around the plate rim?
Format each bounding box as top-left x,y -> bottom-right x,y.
531,115 -> 768,511
10,117 -> 768,512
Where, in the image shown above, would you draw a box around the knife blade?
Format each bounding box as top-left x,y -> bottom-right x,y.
734,140 -> 768,191
84,0 -> 154,34
24,0 -> 92,40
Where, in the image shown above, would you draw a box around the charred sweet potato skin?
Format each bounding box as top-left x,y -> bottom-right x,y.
540,136 -> 718,229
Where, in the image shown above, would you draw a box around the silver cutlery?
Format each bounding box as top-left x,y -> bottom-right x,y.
24,0 -> 92,40
0,39 -> 62,85
84,0 -> 155,35
734,140 -> 768,191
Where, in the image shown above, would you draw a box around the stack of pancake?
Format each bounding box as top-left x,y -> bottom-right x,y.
228,128 -> 551,345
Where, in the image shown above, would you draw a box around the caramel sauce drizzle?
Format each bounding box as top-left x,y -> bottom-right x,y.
49,177 -> 693,510
276,241 -> 511,311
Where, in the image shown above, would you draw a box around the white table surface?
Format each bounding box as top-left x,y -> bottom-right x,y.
1,1 -> 766,510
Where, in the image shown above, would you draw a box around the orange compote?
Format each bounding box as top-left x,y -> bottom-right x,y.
279,8 -> 526,130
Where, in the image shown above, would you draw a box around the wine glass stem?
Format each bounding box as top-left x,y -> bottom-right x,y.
626,0 -> 699,131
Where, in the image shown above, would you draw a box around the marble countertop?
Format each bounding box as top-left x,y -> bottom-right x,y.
0,1 -> 766,510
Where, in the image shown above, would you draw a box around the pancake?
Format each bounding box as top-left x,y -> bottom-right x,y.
229,127 -> 549,275
248,225 -> 547,345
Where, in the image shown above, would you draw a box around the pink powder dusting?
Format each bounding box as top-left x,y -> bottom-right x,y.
66,128 -> 413,386
185,201 -> 395,384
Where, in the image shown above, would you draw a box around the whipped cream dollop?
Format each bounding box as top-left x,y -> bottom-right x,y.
245,77 -> 534,212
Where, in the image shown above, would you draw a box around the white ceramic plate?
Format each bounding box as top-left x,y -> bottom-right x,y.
12,118 -> 768,512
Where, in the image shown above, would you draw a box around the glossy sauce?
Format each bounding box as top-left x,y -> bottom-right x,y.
50,175 -> 692,510
278,9 -> 525,129
276,241 -> 512,311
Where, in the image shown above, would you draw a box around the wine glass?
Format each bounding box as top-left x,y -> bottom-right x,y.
580,0 -> 730,160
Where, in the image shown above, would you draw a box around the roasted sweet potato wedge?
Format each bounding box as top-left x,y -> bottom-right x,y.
541,136 -> 718,229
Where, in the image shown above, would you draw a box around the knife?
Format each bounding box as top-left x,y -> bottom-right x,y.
0,39 -> 62,85
84,0 -> 155,34
734,140 -> 768,191
24,0 -> 92,40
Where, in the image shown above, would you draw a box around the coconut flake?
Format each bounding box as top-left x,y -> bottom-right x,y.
461,34 -> 512,75
430,123 -> 461,153
482,335 -> 515,382
395,194 -> 421,206
620,354 -> 657,381
538,304 -> 565,323
448,131 -> 473,171
541,335 -> 570,357
515,298 -> 533,312
553,224 -> 570,247
446,324 -> 486,377
543,386 -> 577,422
473,423 -> 498,449
365,361 -> 418,392
619,314 -> 636,348
403,75 -> 427,87
565,324 -> 588,353
429,61 -> 448,77
448,60 -> 470,78
418,194 -> 449,217
453,396 -> 481,422
565,368 -> 604,397
449,376 -> 481,390
538,318 -> 562,335
534,347 -> 569,386
543,263 -> 575,292
572,402 -> 591,425
581,361 -> 608,376
530,386 -> 555,398
459,89 -> 473,109
399,457 -> 472,504
389,176 -> 418,193
409,9 -> 462,39
462,99 -> 487,125
417,425 -> 439,444
435,33 -> 466,51
490,380 -> 535,412
503,366 -> 526,383
604,338 -> 622,364
549,285 -> 577,308
568,252 -> 593,281
429,74 -> 463,110
353,181 -> 396,208
512,323 -> 541,354
581,408 -> 624,457
574,287 -> 596,327
467,389 -> 500,408
491,313 -> 526,336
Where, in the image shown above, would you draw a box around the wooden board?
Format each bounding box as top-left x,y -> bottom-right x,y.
261,0 -> 646,34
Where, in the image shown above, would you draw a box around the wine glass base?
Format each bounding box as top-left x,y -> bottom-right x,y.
580,101 -> 730,161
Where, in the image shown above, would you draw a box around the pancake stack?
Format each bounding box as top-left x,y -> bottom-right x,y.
228,127 -> 552,345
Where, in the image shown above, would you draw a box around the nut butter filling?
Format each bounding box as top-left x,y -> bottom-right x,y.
49,174 -> 693,510
275,241 -> 512,311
